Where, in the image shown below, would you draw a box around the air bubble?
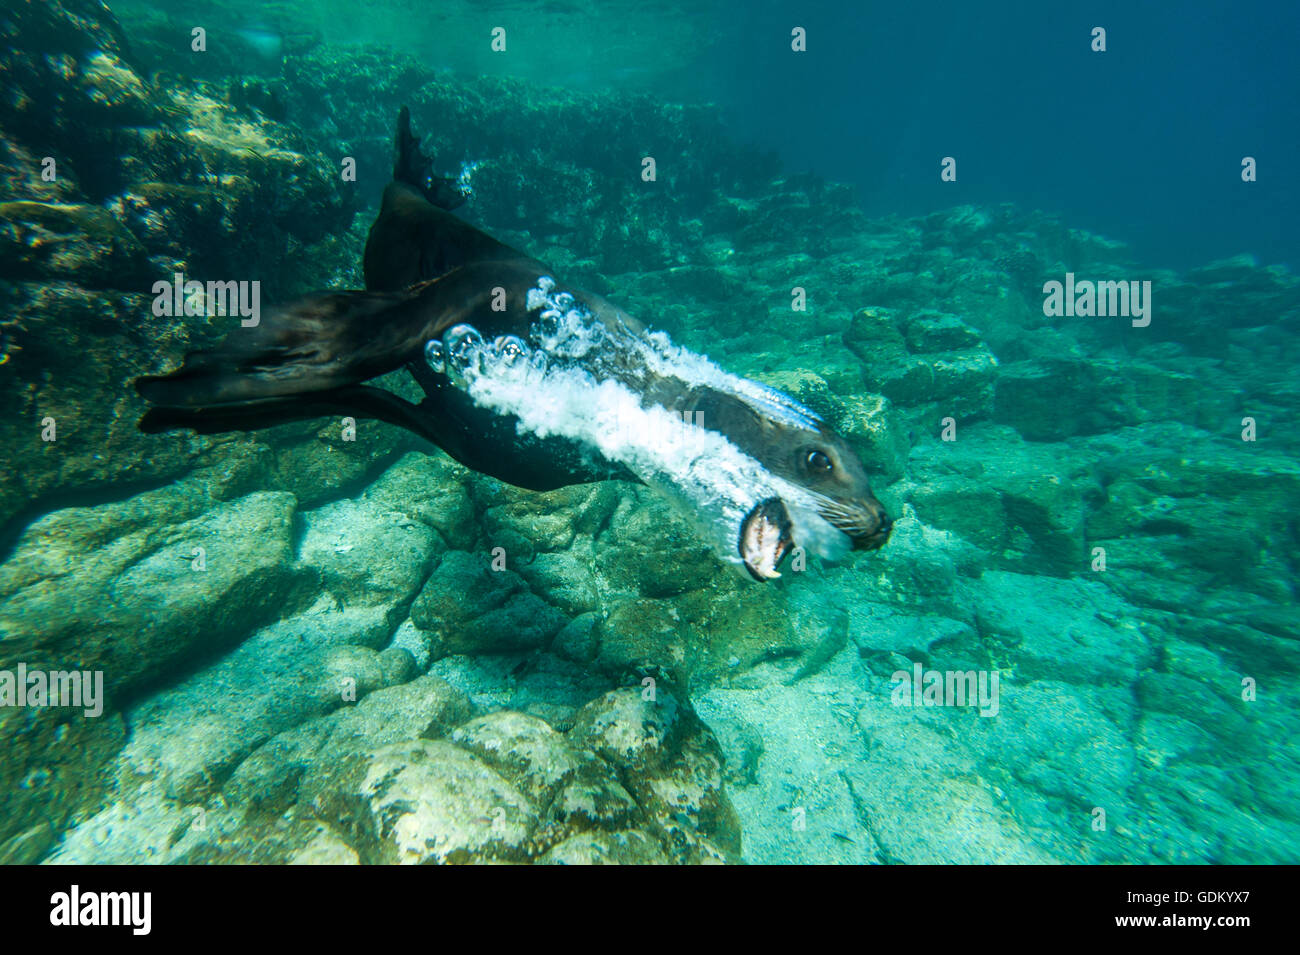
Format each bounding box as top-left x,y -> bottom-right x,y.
424,339 -> 446,373
494,335 -> 528,366
444,323 -> 485,376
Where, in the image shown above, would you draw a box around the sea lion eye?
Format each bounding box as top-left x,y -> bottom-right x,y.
806,450 -> 833,472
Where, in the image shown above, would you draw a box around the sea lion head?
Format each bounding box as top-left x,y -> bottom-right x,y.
686,384 -> 892,578
762,419 -> 893,550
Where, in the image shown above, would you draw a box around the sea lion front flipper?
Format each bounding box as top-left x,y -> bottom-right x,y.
363,110 -> 523,292
393,104 -> 467,212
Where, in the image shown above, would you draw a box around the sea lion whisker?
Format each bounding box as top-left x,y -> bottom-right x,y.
816,502 -> 862,521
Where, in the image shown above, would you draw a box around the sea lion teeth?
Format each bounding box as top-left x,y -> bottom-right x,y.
739,497 -> 795,582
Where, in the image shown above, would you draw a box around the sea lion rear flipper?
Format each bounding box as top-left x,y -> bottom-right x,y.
135,287 -> 433,408
139,383 -> 455,448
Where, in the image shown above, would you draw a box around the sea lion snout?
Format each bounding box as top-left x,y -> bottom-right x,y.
845,498 -> 892,550
813,492 -> 892,551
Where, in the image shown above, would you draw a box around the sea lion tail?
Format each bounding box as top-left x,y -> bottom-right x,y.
393,105 -> 466,211
135,288 -> 425,411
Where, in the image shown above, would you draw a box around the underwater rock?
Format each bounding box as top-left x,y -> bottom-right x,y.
551,612 -> 603,664
0,201 -> 150,287
313,738 -> 540,865
221,674 -> 473,815
703,714 -> 764,788
1137,670 -> 1253,743
599,489 -> 722,598
694,651 -> 889,864
3,1 -> 349,279
593,583 -> 822,686
546,772 -> 641,832
286,824 -> 362,865
515,550 -> 602,618
835,392 -> 910,482
477,480 -> 621,559
0,489 -> 305,696
0,283 -> 191,527
1153,256 -> 1300,354
47,673 -> 474,863
848,507 -> 974,614
899,424 -> 1101,575
901,309 -> 986,354
994,356 -> 1236,441
0,0 -> 362,533
174,814 -> 361,866
962,571 -> 1155,686
850,699 -> 1057,864
1078,432 -> 1299,679
0,709 -> 126,864
295,492 -> 441,628
361,452 -> 478,549
849,607 -> 978,672
844,306 -> 998,427
450,711 -> 584,804
216,687 -> 743,865
1,0 -> 158,183
569,688 -> 680,771
378,645 -> 417,685
537,829 -> 669,865
94,615 -> 422,809
0,487 -> 308,855
114,86 -> 351,281
409,550 -> 569,657
568,688 -> 741,863
1086,439 -> 1298,577
0,822 -> 59,865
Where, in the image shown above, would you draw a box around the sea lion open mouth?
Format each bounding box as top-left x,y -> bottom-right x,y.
739,497 -> 796,581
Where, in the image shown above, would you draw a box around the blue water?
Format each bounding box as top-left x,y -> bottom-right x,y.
699,0 -> 1300,272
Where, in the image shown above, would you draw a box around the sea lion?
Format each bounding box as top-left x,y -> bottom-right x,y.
136,109 -> 892,580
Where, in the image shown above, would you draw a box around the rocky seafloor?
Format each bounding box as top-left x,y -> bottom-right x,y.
0,0 -> 1297,864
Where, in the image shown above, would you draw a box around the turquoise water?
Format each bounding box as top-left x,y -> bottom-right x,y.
0,0 -> 1295,865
